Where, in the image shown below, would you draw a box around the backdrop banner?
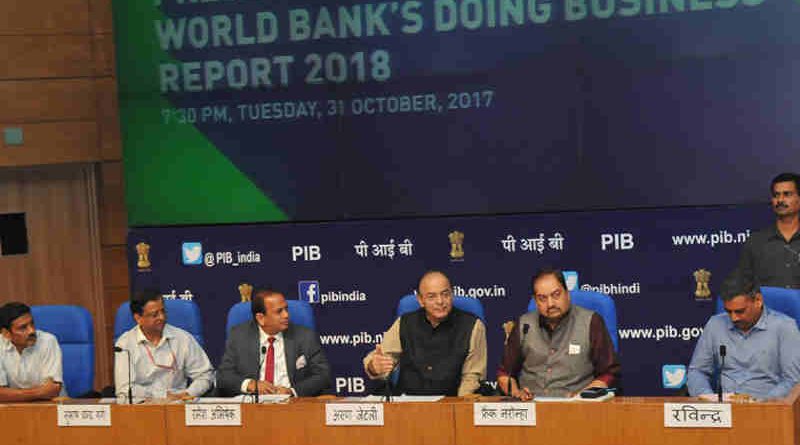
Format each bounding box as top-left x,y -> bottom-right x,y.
128,203 -> 771,396
114,0 -> 800,225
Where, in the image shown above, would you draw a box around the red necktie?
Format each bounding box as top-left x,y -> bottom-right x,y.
264,336 -> 276,383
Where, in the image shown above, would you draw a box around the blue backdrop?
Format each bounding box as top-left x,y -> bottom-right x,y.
128,203 -> 772,396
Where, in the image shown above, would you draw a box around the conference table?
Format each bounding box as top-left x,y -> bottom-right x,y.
2,390 -> 799,445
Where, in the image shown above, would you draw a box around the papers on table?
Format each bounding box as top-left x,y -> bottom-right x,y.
351,395 -> 445,403
97,394 -> 291,404
198,394 -> 290,404
534,392 -> 615,402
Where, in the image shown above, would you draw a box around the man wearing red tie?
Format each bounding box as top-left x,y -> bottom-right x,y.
218,289 -> 331,396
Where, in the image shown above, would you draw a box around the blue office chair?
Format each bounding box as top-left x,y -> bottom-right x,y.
396,294 -> 486,323
225,300 -> 316,338
30,305 -> 94,398
114,299 -> 204,346
715,286 -> 800,328
527,290 -> 619,351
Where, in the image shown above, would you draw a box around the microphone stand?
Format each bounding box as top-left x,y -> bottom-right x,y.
502,323 -> 529,400
383,359 -> 397,402
255,341 -> 266,404
718,345 -> 727,403
383,374 -> 394,403
114,347 -> 133,405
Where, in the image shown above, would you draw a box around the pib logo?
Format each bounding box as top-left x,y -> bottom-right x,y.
600,233 -> 634,251
291,245 -> 321,261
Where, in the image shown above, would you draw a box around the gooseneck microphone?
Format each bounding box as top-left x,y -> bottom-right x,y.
255,344 -> 266,404
718,345 -> 727,403
113,346 -> 133,405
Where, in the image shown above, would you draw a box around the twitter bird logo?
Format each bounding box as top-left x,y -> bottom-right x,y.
563,271 -> 579,291
662,365 -> 687,388
182,242 -> 203,265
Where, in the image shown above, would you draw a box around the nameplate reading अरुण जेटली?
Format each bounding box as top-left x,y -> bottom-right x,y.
325,403 -> 384,426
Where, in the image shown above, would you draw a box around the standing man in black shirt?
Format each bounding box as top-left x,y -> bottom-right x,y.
732,172 -> 800,288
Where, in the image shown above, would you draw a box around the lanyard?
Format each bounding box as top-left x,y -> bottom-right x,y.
143,340 -> 177,372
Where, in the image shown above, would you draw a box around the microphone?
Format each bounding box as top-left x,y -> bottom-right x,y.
383,359 -> 398,403
718,345 -> 727,402
255,345 -> 266,404
114,346 -> 134,405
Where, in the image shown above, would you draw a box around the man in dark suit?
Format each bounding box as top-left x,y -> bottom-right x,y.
218,289 -> 331,396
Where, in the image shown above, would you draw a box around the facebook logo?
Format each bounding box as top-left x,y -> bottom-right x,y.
298,281 -> 320,304
181,242 -> 203,265
662,364 -> 687,389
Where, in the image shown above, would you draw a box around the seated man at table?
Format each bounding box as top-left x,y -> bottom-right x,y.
687,278 -> 800,400
496,268 -> 620,399
363,270 -> 487,396
114,290 -> 214,401
218,288 -> 331,396
0,302 -> 65,402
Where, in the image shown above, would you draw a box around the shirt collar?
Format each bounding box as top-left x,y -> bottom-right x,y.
538,307 -> 573,333
0,331 -> 39,354
135,324 -> 174,346
420,307 -> 457,329
768,224 -> 800,241
0,336 -> 14,353
258,328 -> 284,344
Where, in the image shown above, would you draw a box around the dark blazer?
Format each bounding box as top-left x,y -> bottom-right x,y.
217,321 -> 331,396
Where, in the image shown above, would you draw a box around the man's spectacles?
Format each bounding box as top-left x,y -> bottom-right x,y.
142,308 -> 167,319
422,290 -> 453,303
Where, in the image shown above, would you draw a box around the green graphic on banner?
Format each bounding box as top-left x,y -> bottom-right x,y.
112,1 -> 287,226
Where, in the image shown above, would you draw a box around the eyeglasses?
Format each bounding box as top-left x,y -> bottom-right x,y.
422,289 -> 453,303
534,288 -> 564,304
141,308 -> 167,319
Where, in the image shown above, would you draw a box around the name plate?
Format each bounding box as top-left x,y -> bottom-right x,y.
57,405 -> 111,427
185,404 -> 242,426
474,402 -> 536,426
325,403 -> 384,426
664,403 -> 732,428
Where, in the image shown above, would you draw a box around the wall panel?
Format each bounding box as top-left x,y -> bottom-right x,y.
0,164 -> 110,389
92,33 -> 114,76
0,0 -> 89,35
0,79 -> 95,122
99,162 -> 126,245
0,36 -> 93,79
96,78 -> 121,160
0,121 -> 100,167
89,0 -> 113,35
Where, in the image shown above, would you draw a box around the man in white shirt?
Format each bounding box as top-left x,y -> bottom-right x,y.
0,302 -> 64,402
114,290 -> 214,401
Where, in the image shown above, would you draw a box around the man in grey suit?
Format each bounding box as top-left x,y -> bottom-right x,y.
218,289 -> 331,396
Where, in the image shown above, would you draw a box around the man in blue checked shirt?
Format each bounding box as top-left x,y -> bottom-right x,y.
688,278 -> 800,400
